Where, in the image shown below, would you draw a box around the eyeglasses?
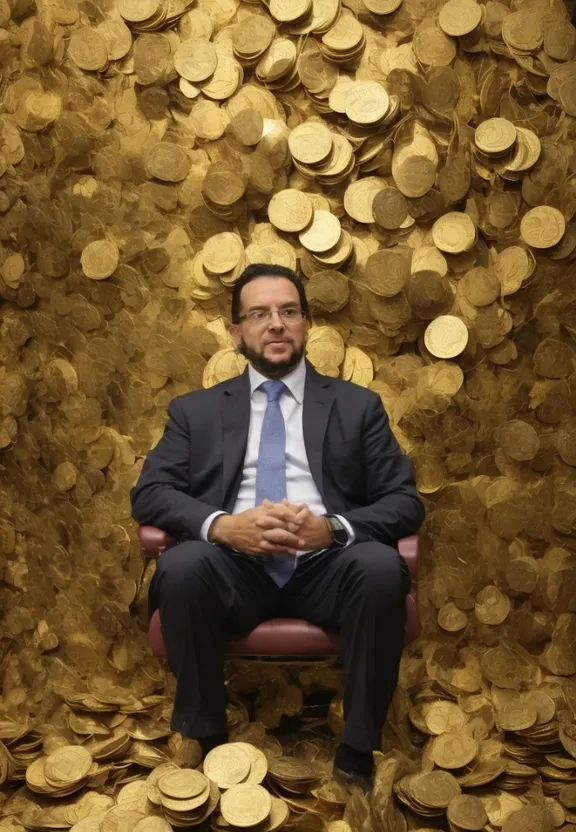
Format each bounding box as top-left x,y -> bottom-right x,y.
238,308 -> 306,326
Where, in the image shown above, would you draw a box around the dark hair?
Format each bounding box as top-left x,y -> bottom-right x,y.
231,263 -> 309,324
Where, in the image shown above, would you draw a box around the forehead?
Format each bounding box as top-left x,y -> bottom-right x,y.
240,276 -> 300,309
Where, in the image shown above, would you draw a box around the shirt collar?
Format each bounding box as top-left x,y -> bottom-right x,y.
248,355 -> 306,404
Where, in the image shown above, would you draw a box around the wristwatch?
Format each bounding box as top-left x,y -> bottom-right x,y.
324,514 -> 349,548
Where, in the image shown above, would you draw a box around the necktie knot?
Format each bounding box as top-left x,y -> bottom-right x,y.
260,380 -> 286,403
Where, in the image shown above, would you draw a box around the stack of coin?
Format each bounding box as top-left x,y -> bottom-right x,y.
213,794 -> 289,832
202,162 -> 247,219
201,232 -> 246,288
232,15 -> 277,66
343,81 -> 391,128
204,742 -> 269,789
320,10 -> 366,64
266,756 -> 325,796
438,0 -> 484,37
118,0 -> 193,32
288,120 -> 336,177
26,745 -> 95,796
157,768 -> 220,827
392,124 -> 439,198
255,39 -> 299,91
395,770 -> 462,816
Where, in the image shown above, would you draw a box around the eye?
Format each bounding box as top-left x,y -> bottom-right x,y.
283,309 -> 298,318
250,310 -> 266,321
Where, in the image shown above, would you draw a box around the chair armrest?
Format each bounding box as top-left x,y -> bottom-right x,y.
137,525 -> 176,558
397,535 -> 419,576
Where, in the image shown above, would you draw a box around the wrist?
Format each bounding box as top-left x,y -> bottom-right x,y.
208,514 -> 233,545
320,516 -> 334,548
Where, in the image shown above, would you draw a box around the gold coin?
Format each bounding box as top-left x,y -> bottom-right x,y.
96,19 -> 132,61
474,118 -> 517,155
431,731 -> 478,769
474,585 -> 511,625
447,794 -> 488,831
270,0 -> 311,23
520,205 -> 566,249
220,783 -> 272,827
498,701 -> 538,731
160,780 -> 211,812
268,189 -> 313,233
344,177 -> 386,224
344,81 -> 389,125
118,0 -> 160,23
204,744 -> 251,789
505,126 -> 541,172
409,770 -> 461,808
424,701 -> 466,735
158,769 -> 208,799
147,142 -> 190,182
363,0 -> 402,12
288,122 -> 333,165
431,212 -> 476,253
502,11 -> 542,53
229,743 -> 269,785
438,0 -> 483,37
68,27 -> 108,72
202,50 -> 243,101
203,232 -> 244,275
81,240 -> 120,280
44,745 -> 93,784
298,210 -> 341,253
174,39 -> 218,82
372,187 -> 408,230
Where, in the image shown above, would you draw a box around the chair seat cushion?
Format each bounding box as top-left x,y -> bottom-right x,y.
148,594 -> 419,659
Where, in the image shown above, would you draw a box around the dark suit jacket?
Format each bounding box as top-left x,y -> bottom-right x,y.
130,360 -> 425,546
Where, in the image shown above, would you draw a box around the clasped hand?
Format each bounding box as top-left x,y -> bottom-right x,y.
210,498 -> 332,557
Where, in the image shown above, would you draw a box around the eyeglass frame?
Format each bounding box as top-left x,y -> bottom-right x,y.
236,306 -> 307,327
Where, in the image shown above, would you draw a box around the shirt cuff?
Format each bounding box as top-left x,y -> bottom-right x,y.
200,511 -> 228,543
335,514 -> 355,546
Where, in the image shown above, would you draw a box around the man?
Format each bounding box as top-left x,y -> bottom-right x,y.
131,263 -> 424,788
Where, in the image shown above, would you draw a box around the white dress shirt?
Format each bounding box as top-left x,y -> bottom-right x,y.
199,355 -> 355,560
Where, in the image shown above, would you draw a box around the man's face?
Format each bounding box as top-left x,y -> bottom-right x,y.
230,276 -> 308,378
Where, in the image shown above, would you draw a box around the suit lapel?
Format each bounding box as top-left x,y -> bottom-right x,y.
220,368 -> 251,510
302,360 -> 336,506
219,359 -> 336,509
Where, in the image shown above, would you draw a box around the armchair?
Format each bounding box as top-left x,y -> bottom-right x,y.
138,526 -> 420,659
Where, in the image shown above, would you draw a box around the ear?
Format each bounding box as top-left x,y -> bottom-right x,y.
229,323 -> 241,347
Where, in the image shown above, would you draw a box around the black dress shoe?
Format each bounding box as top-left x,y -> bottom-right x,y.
333,766 -> 373,793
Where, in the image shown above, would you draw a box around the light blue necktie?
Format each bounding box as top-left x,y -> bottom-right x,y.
255,380 -> 295,587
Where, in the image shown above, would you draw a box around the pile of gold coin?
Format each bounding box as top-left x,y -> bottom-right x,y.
25,745 -> 95,797
155,767 -> 220,827
3,0 -> 576,830
474,118 -> 543,182
118,0 -> 194,32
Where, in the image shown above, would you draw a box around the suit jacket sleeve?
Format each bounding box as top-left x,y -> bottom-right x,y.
339,393 -> 425,545
130,396 -> 221,540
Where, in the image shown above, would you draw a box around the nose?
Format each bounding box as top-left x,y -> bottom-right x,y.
267,311 -> 285,328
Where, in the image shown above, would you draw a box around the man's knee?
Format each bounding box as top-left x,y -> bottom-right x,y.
153,540 -> 215,587
343,542 -> 410,595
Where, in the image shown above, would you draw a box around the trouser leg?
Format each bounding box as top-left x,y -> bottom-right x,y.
148,541 -> 280,738
284,542 -> 410,752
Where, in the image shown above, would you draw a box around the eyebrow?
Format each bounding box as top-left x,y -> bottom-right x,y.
246,302 -> 300,311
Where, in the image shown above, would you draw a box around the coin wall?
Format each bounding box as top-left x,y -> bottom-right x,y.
1,0 -> 576,828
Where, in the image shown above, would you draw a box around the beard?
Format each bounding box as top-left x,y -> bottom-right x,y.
237,338 -> 305,378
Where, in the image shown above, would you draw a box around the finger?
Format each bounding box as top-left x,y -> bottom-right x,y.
260,527 -> 304,547
255,515 -> 300,532
264,504 -> 302,524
